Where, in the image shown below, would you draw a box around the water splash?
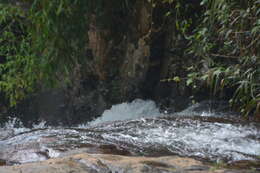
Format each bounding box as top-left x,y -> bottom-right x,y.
1,117 -> 48,136
176,100 -> 237,117
1,117 -> 29,135
1,100 -> 259,165
2,117 -> 23,129
89,99 -> 161,125
32,121 -> 48,129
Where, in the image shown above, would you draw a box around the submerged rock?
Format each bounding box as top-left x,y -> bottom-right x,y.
0,153 -> 255,173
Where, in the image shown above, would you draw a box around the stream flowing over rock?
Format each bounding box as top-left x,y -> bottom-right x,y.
0,100 -> 260,172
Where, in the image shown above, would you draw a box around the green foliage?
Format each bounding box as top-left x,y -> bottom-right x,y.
160,0 -> 259,116
0,0 -> 259,117
0,1 -> 93,105
0,0 -> 134,106
184,0 -> 260,116
28,0 -> 95,85
0,4 -> 36,106
0,1 -> 93,104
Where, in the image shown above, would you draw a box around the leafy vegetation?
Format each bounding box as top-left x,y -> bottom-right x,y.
162,0 -> 259,117
0,1 -> 100,105
0,4 -> 36,106
0,0 -> 133,106
0,0 -> 259,117
184,0 -> 260,116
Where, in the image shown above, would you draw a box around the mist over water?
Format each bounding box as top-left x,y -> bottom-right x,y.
1,99 -> 260,164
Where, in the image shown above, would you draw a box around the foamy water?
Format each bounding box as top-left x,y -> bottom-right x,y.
88,99 -> 161,126
1,99 -> 260,164
99,118 -> 260,161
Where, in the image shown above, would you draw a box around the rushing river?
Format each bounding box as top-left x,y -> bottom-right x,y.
0,99 -> 260,165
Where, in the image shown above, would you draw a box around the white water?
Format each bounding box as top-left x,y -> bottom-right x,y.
1,99 -> 229,129
1,117 -> 48,136
89,99 -> 161,125
99,118 -> 260,161
87,99 -> 260,161
1,99 -> 260,163
90,99 -> 236,126
176,100 -> 236,117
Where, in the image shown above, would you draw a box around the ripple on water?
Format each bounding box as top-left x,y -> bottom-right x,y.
0,100 -> 260,165
91,117 -> 260,162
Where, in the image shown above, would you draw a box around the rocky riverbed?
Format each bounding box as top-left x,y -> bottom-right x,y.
0,100 -> 260,172
0,153 -> 258,173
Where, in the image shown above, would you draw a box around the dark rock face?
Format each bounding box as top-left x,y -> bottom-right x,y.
8,87 -> 108,126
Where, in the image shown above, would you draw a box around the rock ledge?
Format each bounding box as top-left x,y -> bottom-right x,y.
0,153 -> 255,173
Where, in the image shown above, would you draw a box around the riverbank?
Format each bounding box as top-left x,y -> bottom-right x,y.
0,153 -> 257,173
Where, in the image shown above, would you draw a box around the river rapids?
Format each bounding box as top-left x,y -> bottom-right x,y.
0,99 -> 260,165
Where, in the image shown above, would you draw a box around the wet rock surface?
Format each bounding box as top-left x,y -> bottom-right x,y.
0,153 -> 257,173
1,115 -> 260,165
1,101 -> 260,172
